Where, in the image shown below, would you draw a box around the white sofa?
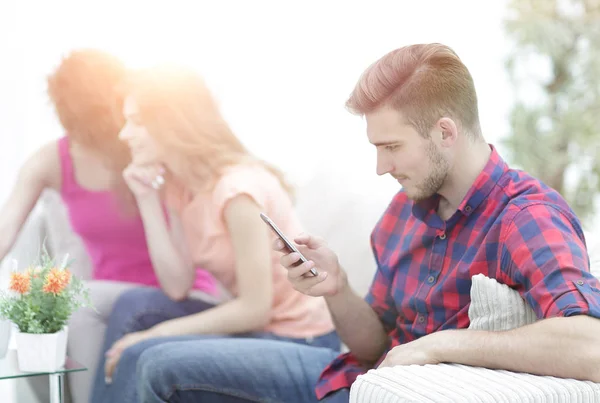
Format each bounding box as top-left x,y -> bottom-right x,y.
3,174 -> 600,402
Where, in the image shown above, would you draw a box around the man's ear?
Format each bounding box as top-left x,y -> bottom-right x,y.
437,117 -> 459,146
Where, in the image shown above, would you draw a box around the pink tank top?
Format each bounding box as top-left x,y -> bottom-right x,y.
57,137 -> 217,293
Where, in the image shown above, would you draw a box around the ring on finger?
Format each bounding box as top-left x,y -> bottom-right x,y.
151,175 -> 165,189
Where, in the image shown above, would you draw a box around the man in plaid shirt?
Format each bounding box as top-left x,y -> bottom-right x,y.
137,43 -> 600,403
277,42 -> 600,400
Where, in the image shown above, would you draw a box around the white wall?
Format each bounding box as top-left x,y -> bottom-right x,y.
0,0 -> 511,207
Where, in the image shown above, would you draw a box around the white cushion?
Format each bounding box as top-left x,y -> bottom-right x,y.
350,275 -> 600,403
468,273 -> 537,331
350,364 -> 600,403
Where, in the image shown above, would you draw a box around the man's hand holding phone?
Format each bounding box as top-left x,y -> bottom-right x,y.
274,233 -> 347,298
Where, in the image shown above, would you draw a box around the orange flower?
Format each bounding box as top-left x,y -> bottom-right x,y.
42,268 -> 71,295
63,269 -> 72,286
9,272 -> 31,294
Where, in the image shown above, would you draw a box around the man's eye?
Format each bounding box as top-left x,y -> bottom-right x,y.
385,145 -> 399,151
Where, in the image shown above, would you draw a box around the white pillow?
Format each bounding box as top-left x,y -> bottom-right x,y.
468,273 -> 537,331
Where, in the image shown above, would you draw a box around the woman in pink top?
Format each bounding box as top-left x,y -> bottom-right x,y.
91,65 -> 339,403
0,50 -> 217,403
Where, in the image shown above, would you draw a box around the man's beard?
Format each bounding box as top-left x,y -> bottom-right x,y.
408,140 -> 449,202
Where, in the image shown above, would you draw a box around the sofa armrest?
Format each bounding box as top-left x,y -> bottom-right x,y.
350,364 -> 600,403
0,199 -> 48,272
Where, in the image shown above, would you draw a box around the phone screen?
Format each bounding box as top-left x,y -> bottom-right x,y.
260,213 -> 319,276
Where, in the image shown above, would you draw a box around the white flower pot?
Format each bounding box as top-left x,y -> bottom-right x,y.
15,327 -> 68,372
0,320 -> 11,359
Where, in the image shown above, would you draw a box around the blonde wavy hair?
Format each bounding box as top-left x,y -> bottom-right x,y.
125,65 -> 293,206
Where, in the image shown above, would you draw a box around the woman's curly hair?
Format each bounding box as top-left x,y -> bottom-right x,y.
47,49 -> 128,159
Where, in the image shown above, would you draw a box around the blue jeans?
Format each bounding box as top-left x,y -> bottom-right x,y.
91,287 -> 343,403
137,338 -> 349,403
90,287 -> 217,403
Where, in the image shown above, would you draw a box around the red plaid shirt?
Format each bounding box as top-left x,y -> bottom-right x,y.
315,145 -> 600,399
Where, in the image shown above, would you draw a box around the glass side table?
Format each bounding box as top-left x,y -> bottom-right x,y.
0,350 -> 86,403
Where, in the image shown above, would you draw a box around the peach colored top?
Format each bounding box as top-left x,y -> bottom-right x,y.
175,164 -> 334,338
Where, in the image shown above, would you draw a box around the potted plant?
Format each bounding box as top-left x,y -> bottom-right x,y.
0,252 -> 90,372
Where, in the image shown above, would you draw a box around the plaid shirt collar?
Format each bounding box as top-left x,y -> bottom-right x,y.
412,144 -> 508,230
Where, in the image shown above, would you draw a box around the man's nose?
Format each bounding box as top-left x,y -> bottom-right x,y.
376,155 -> 392,176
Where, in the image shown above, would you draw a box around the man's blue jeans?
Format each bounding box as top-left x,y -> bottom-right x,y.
91,287 -> 345,403
136,338 -> 350,403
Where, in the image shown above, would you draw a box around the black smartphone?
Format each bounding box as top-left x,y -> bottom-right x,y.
260,212 -> 319,276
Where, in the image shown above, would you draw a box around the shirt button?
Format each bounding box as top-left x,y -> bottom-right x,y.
418,315 -> 425,323
465,205 -> 472,213
577,280 -> 584,285
427,275 -> 435,284
439,233 -> 446,240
